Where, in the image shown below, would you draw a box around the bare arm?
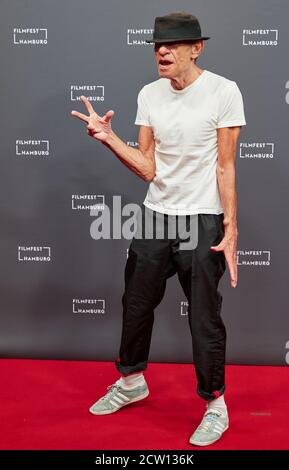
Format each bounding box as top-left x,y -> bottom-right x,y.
71,95 -> 156,182
210,126 -> 241,288
216,126 -> 240,229
104,125 -> 156,182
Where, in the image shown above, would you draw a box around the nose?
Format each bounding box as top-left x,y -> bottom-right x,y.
155,43 -> 170,54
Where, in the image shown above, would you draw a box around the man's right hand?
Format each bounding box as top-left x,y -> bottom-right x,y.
71,95 -> 114,143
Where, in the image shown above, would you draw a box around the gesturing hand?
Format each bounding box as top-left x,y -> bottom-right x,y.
71,95 -> 114,143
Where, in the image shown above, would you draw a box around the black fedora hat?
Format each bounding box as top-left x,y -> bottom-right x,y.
146,12 -> 210,43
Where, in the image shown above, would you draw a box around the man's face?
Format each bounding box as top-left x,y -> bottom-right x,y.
154,40 -> 202,77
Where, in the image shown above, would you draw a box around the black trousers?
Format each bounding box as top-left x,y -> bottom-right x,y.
115,204 -> 227,401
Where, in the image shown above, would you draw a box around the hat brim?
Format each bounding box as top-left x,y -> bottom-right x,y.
145,36 -> 210,43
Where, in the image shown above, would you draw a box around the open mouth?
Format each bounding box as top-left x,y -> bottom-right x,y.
158,59 -> 174,68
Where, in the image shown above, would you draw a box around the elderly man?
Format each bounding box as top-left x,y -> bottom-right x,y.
71,12 -> 246,446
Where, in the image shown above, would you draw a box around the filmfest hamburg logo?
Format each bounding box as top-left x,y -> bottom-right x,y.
72,194 -> 105,211
127,28 -> 154,45
285,81 -> 289,104
237,250 -> 271,266
126,141 -> 139,147
239,142 -> 275,159
16,139 -> 50,157
180,300 -> 189,316
242,29 -> 278,46
73,298 -> 106,314
13,27 -> 48,45
70,85 -> 104,102
18,246 -> 51,262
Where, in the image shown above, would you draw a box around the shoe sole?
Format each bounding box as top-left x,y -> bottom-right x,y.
189,424 -> 229,446
88,389 -> 150,415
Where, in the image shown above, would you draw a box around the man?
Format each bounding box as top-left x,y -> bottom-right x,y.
71,12 -> 246,446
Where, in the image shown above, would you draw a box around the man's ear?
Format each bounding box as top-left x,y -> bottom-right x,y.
190,39 -> 203,61
195,39 -> 204,56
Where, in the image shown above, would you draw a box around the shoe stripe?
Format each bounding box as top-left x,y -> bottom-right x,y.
213,428 -> 223,435
109,399 -> 121,407
215,424 -> 225,431
113,396 -> 125,404
214,425 -> 225,432
214,423 -> 225,428
117,392 -> 130,401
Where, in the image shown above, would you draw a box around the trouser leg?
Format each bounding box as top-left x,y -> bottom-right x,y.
172,213 -> 227,401
115,206 -> 176,375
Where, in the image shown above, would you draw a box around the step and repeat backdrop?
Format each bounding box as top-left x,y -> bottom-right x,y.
0,0 -> 288,365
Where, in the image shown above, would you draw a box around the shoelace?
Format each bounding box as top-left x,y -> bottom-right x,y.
99,384 -> 122,402
198,410 -> 223,433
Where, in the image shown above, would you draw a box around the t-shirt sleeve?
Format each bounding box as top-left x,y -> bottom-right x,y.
217,81 -> 246,128
134,87 -> 151,126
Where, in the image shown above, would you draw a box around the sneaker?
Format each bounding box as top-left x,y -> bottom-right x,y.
89,379 -> 149,415
189,408 -> 229,446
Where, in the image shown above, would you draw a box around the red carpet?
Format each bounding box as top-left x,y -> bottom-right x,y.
0,359 -> 288,450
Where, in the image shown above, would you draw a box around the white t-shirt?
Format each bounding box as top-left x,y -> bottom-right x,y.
134,69 -> 246,215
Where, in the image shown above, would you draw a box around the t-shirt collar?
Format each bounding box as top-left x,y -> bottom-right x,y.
169,69 -> 207,94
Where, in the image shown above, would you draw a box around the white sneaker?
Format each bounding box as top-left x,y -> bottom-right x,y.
89,379 -> 149,415
189,408 -> 229,446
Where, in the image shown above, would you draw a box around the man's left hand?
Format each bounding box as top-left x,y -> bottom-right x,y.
210,224 -> 238,288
